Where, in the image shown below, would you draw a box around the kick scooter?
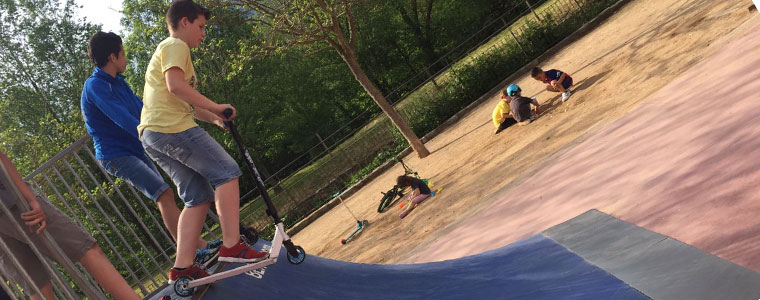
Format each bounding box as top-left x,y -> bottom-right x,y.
172,109 -> 306,297
332,191 -> 368,245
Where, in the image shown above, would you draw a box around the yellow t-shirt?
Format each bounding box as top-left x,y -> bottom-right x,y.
138,37 -> 199,135
492,100 -> 510,128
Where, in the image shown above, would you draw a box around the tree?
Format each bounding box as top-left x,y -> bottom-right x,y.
393,0 -> 439,68
219,0 -> 431,158
0,0 -> 97,173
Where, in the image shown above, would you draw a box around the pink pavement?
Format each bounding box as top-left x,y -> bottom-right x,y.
410,16 -> 760,272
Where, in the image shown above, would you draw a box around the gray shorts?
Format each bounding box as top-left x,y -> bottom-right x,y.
0,197 -> 96,292
141,127 -> 242,207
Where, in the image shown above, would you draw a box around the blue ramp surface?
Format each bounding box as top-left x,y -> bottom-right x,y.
200,235 -> 646,299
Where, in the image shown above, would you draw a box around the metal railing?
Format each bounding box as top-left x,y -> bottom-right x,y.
1,136 -> 222,298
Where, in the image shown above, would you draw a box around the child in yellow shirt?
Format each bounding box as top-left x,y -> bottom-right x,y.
137,0 -> 267,283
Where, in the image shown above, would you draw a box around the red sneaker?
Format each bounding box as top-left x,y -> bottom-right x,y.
219,240 -> 269,263
168,264 -> 209,284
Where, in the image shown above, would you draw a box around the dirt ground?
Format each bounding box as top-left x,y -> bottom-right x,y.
292,0 -> 755,265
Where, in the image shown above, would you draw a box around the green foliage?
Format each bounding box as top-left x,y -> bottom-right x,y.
0,0 -> 622,295
0,0 -> 97,174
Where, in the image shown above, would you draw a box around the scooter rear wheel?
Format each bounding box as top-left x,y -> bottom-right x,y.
173,276 -> 194,297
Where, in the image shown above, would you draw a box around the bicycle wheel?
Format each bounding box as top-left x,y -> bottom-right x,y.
377,189 -> 397,213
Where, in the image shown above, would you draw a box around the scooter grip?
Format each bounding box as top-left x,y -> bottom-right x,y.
222,108 -> 234,127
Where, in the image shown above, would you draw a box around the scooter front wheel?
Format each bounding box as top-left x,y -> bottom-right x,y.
173,276 -> 194,297
287,245 -> 306,264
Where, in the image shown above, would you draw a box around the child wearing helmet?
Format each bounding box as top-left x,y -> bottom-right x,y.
505,84 -> 540,125
531,67 -> 573,102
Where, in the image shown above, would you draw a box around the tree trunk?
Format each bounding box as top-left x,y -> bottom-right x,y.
340,51 -> 430,158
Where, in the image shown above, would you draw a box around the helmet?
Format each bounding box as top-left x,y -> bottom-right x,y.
505,84 -> 521,96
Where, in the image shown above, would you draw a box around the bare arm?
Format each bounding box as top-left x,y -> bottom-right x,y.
194,108 -> 225,129
557,71 -> 568,83
531,97 -> 541,114
0,150 -> 46,234
165,67 -> 236,120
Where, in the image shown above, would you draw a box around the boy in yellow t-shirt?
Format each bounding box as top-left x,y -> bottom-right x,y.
492,92 -> 516,134
138,0 -> 267,283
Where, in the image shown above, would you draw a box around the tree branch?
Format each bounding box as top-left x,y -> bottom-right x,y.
424,0 -> 434,34
343,0 -> 357,49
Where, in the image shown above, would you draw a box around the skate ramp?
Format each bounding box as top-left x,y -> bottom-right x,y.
199,231 -> 647,299
149,209 -> 760,299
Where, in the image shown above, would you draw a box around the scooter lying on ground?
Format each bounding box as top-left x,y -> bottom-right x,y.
332,191 -> 369,245
172,109 -> 306,297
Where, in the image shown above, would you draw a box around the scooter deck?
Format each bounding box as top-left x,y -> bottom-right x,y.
342,220 -> 368,244
192,262 -> 228,300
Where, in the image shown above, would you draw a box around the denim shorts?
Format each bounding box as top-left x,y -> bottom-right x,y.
140,127 -> 242,207
100,155 -> 170,201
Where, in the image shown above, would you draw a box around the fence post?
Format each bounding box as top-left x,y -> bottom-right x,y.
425,68 -> 442,91
525,0 -> 543,22
316,133 -> 332,158
571,0 -> 587,16
509,28 -> 530,58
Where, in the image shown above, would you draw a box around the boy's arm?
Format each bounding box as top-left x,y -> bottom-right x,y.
194,108 -> 225,129
0,150 -> 46,234
556,70 -> 569,85
85,80 -> 140,139
165,67 -> 235,120
531,97 -> 541,114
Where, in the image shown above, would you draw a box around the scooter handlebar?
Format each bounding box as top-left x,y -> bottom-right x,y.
222,108 -> 234,127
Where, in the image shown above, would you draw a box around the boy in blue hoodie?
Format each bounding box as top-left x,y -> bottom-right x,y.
80,31 -> 219,264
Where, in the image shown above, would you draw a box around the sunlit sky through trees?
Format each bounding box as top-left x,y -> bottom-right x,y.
74,0 -> 123,33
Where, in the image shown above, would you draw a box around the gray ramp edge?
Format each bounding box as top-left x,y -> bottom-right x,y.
543,209 -> 760,300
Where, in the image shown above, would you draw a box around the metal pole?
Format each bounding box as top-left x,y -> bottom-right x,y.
0,162 -> 104,299
525,0 -> 543,22
335,193 -> 360,222
0,271 -> 22,300
50,164 -> 147,294
316,133 -> 332,157
71,153 -> 165,287
0,225 -> 48,299
509,28 -> 530,58
571,0 -> 587,16
60,158 -> 152,293
84,147 -> 175,261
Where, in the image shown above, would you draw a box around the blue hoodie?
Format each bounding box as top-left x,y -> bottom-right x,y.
81,68 -> 145,160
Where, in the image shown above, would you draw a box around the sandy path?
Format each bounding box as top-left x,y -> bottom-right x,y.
292,0 -> 756,265
408,12 -> 760,272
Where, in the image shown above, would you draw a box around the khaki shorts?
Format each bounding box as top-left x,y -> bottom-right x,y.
0,197 -> 96,292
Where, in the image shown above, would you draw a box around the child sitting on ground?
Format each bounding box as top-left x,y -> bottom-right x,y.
504,84 -> 540,126
531,67 -> 573,102
492,90 -> 517,135
397,175 -> 432,219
